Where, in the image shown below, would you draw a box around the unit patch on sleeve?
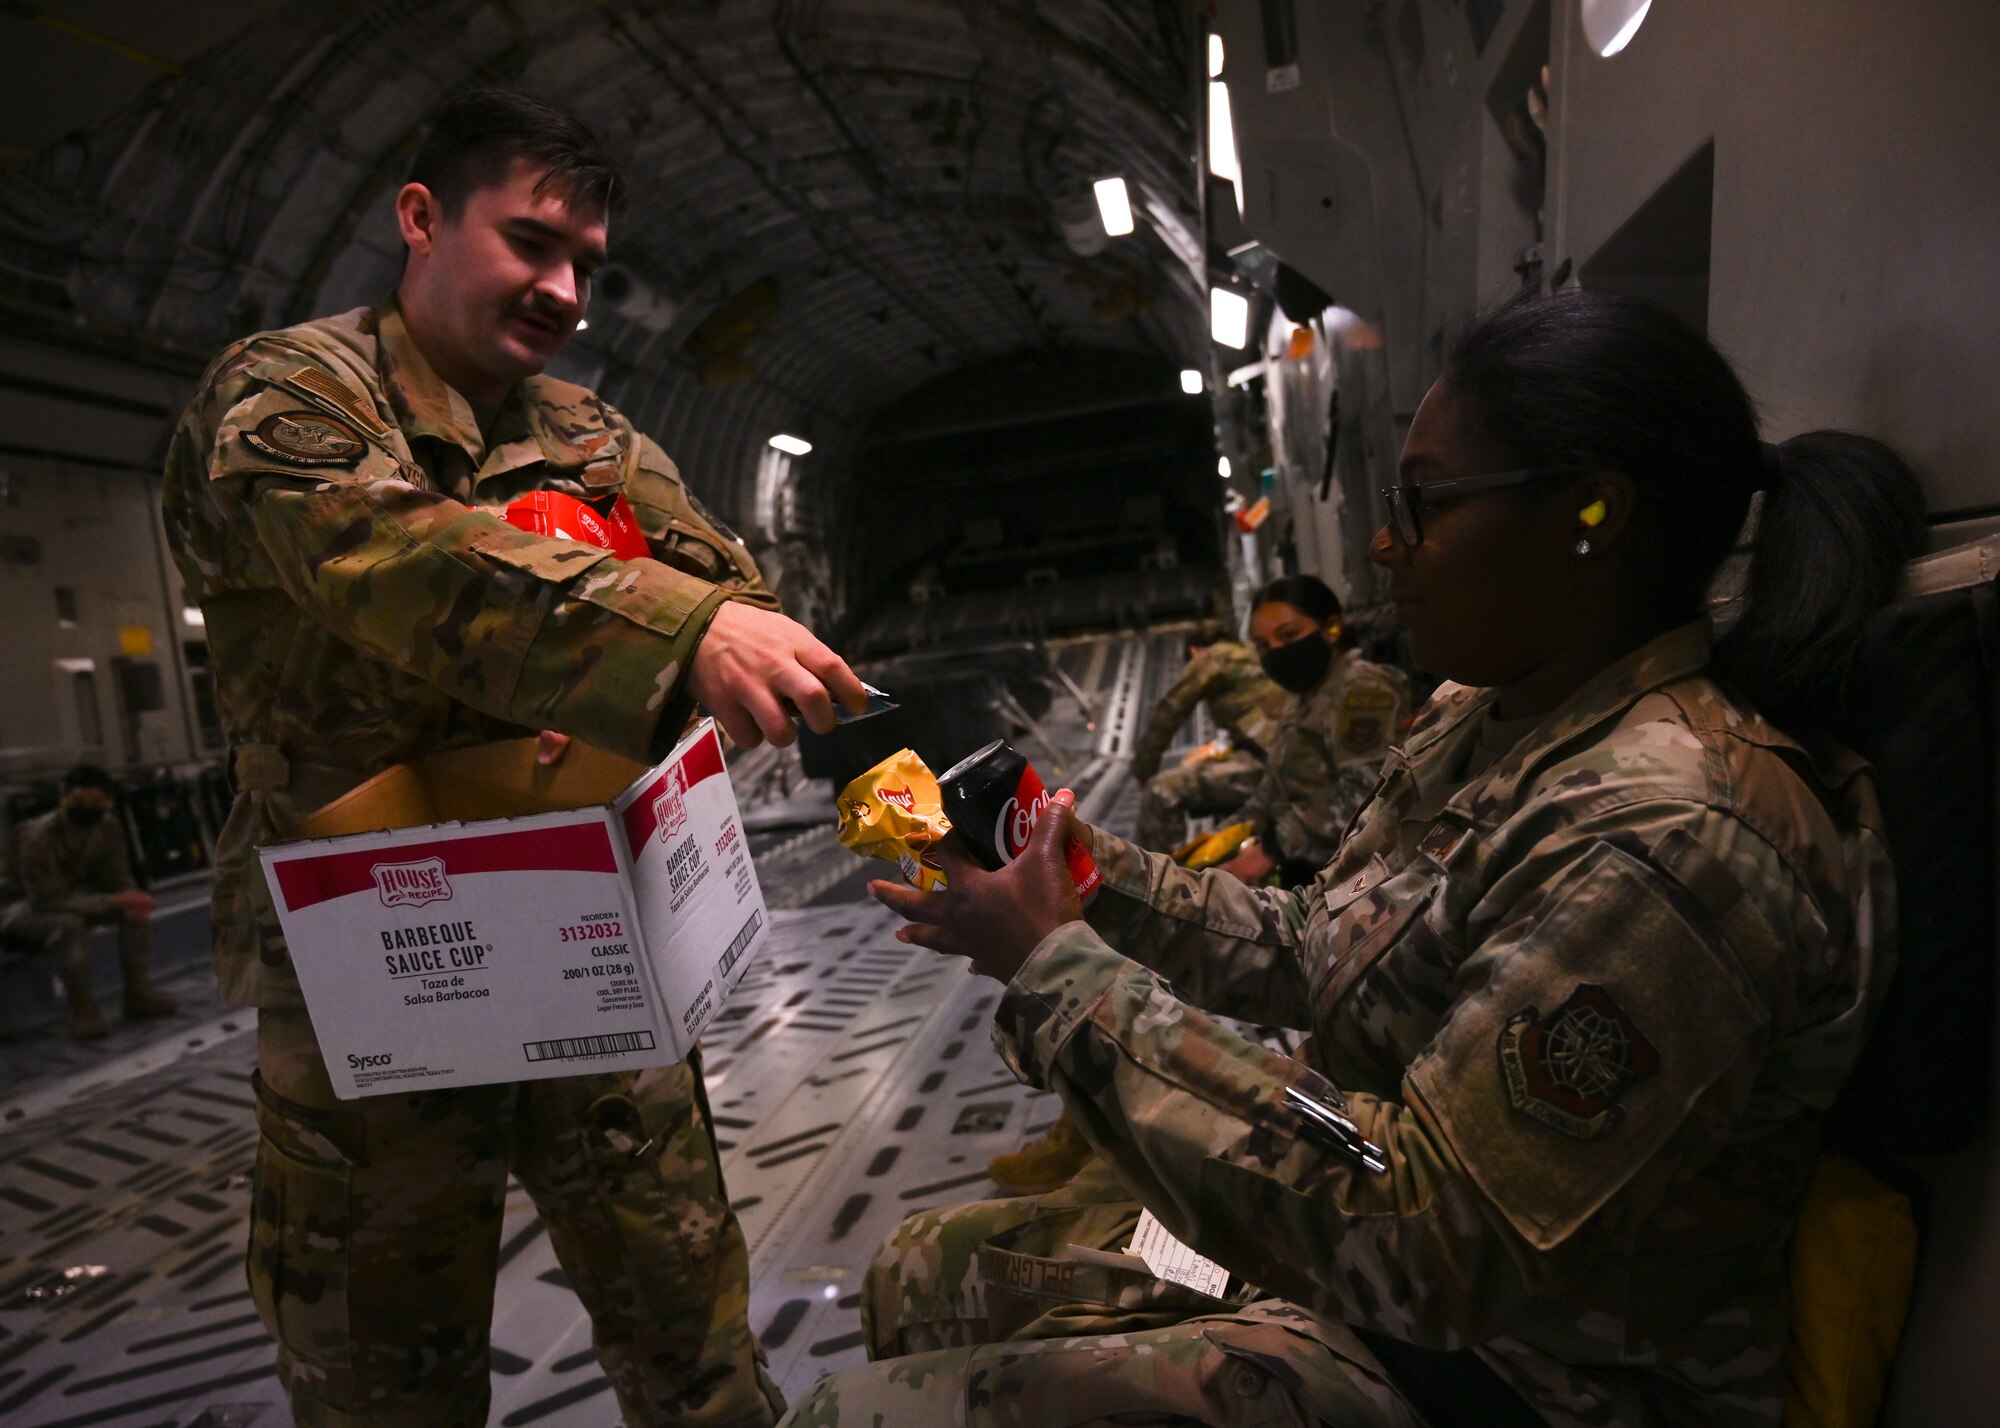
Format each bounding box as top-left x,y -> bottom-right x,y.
1340,715 -> 1384,753
1498,982 -> 1660,1139
244,411 -> 366,467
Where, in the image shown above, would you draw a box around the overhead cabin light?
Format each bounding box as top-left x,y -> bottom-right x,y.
768,434 -> 813,456
182,604 -> 205,628
1581,0 -> 1652,57
1210,287 -> 1250,349
1218,457 -> 1232,478
1180,368 -> 1204,395
1092,177 -> 1135,237
1208,81 -> 1243,215
1208,33 -> 1225,79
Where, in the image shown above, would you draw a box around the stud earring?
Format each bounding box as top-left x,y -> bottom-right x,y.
1574,538 -> 1592,556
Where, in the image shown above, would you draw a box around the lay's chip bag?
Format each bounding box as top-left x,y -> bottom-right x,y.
837,749 -> 952,891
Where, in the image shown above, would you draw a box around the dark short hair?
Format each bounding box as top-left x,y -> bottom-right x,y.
407,88 -> 625,218
1252,574 -> 1342,625
63,764 -> 116,794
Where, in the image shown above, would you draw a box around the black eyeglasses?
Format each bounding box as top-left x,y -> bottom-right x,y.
1379,466 -> 1582,546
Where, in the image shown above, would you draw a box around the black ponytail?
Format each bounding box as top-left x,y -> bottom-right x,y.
1717,432 -> 1927,722
1445,291 -> 1927,725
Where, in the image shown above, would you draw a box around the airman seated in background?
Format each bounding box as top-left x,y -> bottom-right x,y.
1219,574 -> 1412,889
1128,620 -> 1288,852
162,90 -> 865,1428
1,763 -> 177,1040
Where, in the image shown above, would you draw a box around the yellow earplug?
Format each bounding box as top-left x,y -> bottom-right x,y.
1579,500 -> 1608,528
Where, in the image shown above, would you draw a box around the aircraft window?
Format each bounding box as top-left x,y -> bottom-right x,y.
1582,0 -> 1652,57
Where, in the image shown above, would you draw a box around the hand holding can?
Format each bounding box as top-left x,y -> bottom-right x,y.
937,740 -> 1100,902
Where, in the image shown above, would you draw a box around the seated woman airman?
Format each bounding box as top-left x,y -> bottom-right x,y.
779,291 -> 1925,1428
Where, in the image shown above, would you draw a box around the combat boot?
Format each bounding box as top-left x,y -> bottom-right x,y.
988,1113 -> 1094,1195
120,959 -> 179,1020
61,969 -> 111,1040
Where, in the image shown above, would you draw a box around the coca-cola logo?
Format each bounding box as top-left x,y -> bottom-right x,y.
881,785 -> 916,813
568,504 -> 612,546
372,857 -> 451,909
652,766 -> 689,843
994,790 -> 1049,863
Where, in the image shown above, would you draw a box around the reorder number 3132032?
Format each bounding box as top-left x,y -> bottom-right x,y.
560,921 -> 622,943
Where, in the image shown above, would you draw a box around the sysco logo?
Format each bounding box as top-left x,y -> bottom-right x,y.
993,789 -> 1049,863
371,857 -> 451,909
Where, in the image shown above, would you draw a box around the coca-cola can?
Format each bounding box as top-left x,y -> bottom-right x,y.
938,739 -> 1101,901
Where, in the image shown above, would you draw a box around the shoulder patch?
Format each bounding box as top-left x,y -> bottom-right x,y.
1345,685 -> 1399,712
1498,983 -> 1661,1139
1339,714 -> 1387,754
243,411 -> 365,467
282,365 -> 388,437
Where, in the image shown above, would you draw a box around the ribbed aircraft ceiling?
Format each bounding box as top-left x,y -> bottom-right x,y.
0,0 -> 1207,564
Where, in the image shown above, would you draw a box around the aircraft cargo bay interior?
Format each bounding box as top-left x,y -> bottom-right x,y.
1,3 -> 1997,1427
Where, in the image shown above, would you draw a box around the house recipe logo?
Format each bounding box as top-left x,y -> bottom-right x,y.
652,764 -> 690,843
371,857 -> 452,909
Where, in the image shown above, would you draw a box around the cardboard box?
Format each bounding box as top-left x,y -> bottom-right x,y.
259,719 -> 768,1099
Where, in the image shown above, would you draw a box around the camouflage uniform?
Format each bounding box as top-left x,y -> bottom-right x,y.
162,301 -> 781,1427
1237,648 -> 1411,883
784,621 -> 1894,1427
1130,641 -> 1288,852
0,807 -> 149,983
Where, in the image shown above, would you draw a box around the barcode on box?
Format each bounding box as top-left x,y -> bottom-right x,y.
717,910 -> 762,980
523,1029 -> 658,1063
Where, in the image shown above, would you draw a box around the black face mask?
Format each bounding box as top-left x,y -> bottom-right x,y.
63,806 -> 106,830
1260,632 -> 1334,694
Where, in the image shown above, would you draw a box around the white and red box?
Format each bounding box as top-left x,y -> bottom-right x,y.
259,719 -> 768,1099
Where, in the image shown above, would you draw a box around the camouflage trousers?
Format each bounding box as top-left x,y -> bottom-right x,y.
252,1007 -> 782,1428
779,1159 -> 1424,1427
1133,750 -> 1265,852
0,898 -> 147,979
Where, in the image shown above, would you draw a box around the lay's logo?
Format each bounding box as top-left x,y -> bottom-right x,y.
372,857 -> 451,909
880,785 -> 915,813
653,765 -> 690,843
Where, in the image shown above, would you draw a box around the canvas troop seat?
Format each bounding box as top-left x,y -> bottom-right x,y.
1805,535 -> 2000,1426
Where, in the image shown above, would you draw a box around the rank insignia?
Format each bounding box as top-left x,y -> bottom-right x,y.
245,410 -> 365,466
1498,983 -> 1659,1139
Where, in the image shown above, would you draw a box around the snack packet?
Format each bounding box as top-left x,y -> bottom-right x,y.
836,749 -> 953,891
